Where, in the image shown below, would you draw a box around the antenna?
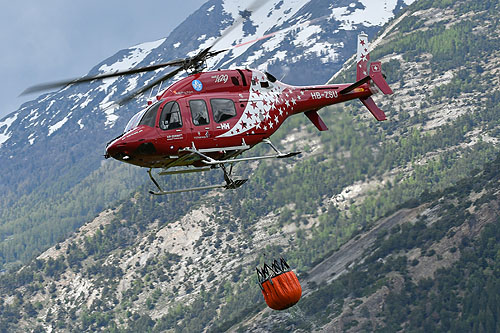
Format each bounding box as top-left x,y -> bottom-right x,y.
157,81 -> 163,96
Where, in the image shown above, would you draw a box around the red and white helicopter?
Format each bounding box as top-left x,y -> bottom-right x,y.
25,19 -> 392,195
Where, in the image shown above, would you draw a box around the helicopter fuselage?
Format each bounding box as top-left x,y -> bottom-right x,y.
105,68 -> 373,169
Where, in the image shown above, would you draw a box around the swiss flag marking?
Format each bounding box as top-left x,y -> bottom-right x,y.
371,62 -> 381,73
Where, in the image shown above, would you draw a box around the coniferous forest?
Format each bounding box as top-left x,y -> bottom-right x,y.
1,0 -> 500,331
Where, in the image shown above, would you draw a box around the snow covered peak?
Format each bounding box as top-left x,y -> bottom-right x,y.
0,0 -> 414,152
99,39 -> 166,73
0,112 -> 18,147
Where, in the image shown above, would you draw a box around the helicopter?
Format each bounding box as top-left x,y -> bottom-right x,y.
24,14 -> 392,195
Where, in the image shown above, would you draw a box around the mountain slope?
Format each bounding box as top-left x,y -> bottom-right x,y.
246,154 -> 500,332
1,0 -> 500,332
0,0 -> 414,269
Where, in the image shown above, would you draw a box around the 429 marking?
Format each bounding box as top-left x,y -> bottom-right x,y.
212,74 -> 228,83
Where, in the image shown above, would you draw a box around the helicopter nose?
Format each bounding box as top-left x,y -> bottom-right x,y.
106,139 -> 132,161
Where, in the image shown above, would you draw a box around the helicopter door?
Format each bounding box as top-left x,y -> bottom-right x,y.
157,101 -> 191,152
187,99 -> 214,149
209,98 -> 241,147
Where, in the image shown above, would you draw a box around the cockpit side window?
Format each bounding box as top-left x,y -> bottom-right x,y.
210,98 -> 236,123
159,101 -> 183,130
189,100 -> 209,126
139,102 -> 161,128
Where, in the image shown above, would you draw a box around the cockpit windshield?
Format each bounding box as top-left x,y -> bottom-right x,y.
123,101 -> 161,133
124,109 -> 146,133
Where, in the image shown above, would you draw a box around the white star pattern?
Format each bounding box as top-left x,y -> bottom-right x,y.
357,35 -> 370,65
216,70 -> 297,138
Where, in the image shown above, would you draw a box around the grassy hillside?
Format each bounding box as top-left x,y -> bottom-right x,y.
1,0 -> 500,331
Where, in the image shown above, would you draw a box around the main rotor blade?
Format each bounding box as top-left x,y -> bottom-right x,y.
210,0 -> 268,50
21,59 -> 185,96
207,12 -> 331,65
230,14 -> 331,51
115,66 -> 184,106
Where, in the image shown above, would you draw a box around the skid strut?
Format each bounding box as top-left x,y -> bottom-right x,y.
148,138 -> 298,195
220,163 -> 247,189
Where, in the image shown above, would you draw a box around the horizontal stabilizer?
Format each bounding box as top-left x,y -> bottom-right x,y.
305,110 -> 328,131
360,96 -> 386,121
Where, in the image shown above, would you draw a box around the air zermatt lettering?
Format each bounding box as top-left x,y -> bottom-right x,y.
166,134 -> 183,140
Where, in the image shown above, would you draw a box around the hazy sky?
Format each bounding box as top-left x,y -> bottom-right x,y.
0,0 -> 207,119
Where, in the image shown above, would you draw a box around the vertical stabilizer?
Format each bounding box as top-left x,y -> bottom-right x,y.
357,32 -> 370,81
370,62 -> 393,95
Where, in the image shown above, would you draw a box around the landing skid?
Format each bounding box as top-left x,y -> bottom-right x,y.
148,181 -> 247,195
148,165 -> 247,195
147,138 -> 299,195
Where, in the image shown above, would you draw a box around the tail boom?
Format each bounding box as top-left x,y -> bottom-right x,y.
290,33 -> 393,126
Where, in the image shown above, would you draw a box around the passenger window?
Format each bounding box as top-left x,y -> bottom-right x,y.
189,100 -> 210,126
139,102 -> 161,128
210,98 -> 237,123
159,101 -> 182,130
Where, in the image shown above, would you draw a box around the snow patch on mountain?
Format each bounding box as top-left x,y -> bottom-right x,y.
0,113 -> 18,147
28,133 -> 36,145
27,108 -> 40,123
99,86 -> 120,128
204,0 -> 307,67
98,39 -> 166,73
330,0 -> 416,29
80,94 -> 93,109
46,100 -> 56,112
125,77 -> 140,95
104,107 -> 119,128
48,112 -> 71,136
292,24 -> 322,48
